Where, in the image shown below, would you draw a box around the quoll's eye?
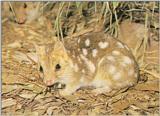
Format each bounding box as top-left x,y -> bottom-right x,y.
24,3 -> 27,8
55,64 -> 61,71
39,65 -> 43,73
9,7 -> 12,11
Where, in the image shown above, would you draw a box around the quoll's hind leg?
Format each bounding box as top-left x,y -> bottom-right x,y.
91,53 -> 137,95
92,86 -> 112,95
91,62 -> 113,95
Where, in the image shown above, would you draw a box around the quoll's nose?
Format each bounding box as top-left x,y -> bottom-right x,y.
45,79 -> 55,86
16,17 -> 26,24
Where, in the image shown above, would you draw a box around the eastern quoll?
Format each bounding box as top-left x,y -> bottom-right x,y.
2,2 -> 41,24
35,32 -> 139,96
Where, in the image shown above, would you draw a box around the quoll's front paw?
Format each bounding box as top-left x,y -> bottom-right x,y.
59,89 -> 78,101
58,84 -> 79,96
59,89 -> 74,96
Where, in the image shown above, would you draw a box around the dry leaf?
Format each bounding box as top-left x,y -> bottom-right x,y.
2,98 -> 17,109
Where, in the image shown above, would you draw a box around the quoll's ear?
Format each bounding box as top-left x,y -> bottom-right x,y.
33,42 -> 46,56
53,41 -> 69,58
54,41 -> 66,53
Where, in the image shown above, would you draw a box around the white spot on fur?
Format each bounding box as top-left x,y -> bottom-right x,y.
108,65 -> 116,74
82,48 -> 88,56
82,69 -> 85,73
123,56 -> 132,64
92,49 -> 98,57
113,72 -> 121,80
112,50 -> 120,55
80,54 -> 95,73
85,39 -> 90,47
117,42 -> 124,48
98,41 -> 109,49
107,55 -> 115,62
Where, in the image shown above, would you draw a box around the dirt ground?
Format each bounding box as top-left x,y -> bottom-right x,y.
2,2 -> 159,115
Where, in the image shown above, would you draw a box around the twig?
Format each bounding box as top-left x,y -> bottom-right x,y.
140,69 -> 160,79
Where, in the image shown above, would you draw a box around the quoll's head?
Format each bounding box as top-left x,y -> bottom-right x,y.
35,41 -> 73,86
9,2 -> 40,24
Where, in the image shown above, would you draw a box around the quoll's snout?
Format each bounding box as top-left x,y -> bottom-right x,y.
16,17 -> 27,24
43,71 -> 56,87
44,79 -> 55,86
45,80 -> 66,89
15,9 -> 27,24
